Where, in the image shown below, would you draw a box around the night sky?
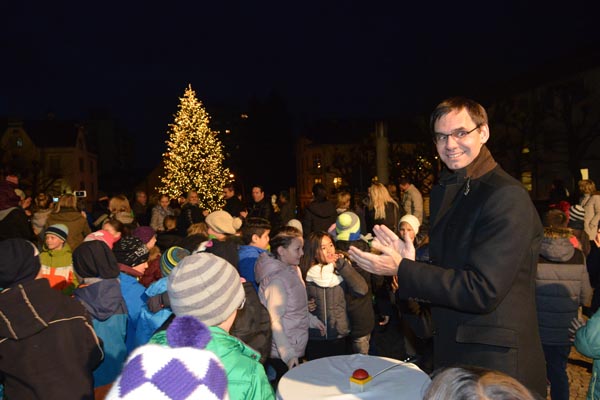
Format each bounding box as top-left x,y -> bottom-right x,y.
4,2 -> 599,180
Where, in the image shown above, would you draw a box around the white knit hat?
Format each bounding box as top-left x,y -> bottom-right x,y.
399,214 -> 420,235
168,252 -> 245,326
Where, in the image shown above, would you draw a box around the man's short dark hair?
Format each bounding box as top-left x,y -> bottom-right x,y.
224,182 -> 236,192
398,176 -> 410,186
430,97 -> 488,134
241,217 -> 271,245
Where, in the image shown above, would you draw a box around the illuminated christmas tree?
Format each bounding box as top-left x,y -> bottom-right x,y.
157,85 -> 229,211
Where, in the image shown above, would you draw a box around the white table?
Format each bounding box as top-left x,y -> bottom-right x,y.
276,354 -> 431,400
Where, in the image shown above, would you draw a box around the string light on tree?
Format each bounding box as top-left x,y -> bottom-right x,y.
157,84 -> 229,211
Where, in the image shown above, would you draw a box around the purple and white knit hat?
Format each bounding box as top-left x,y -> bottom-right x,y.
106,316 -> 228,400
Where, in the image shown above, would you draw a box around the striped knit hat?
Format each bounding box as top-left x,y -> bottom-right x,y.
160,246 -> 190,277
106,316 -> 228,400
568,204 -> 585,230
168,252 -> 245,326
45,224 -> 69,242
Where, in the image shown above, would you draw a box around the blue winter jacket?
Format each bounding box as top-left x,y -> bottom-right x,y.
119,272 -> 147,354
238,245 -> 267,291
134,277 -> 173,347
74,278 -> 128,387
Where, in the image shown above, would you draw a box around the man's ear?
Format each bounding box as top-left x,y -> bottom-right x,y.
479,124 -> 490,144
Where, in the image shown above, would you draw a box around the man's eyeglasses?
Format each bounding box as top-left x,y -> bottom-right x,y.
433,125 -> 481,144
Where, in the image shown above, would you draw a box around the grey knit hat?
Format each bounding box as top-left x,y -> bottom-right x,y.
167,252 -> 245,326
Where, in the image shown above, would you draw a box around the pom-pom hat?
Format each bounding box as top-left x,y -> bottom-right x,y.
336,212 -> 361,241
106,316 -> 228,400
205,210 -> 242,235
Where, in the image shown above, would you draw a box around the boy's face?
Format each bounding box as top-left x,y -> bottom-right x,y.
253,230 -> 270,250
45,234 -> 64,250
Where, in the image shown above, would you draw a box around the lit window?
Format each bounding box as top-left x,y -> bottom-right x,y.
16,137 -> 23,148
333,177 -> 342,188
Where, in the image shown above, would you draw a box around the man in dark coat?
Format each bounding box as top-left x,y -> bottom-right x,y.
247,185 -> 276,228
348,97 -> 547,397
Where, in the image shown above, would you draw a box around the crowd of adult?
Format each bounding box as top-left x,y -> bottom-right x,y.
1,97 -> 600,400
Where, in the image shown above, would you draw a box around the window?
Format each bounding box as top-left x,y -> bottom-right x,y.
15,137 -> 23,148
79,158 -> 84,172
333,177 -> 342,189
90,160 -> 94,174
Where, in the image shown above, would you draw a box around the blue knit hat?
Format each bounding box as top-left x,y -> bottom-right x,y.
106,316 -> 228,400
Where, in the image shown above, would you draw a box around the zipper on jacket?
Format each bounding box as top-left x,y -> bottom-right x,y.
323,287 -> 328,340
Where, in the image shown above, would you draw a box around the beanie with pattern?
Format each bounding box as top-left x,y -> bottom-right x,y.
106,315 -> 228,400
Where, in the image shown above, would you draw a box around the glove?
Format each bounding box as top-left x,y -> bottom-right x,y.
147,292 -> 171,313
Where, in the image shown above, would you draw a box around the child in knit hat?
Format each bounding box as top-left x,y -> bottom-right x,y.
204,210 -> 244,268
149,252 -> 274,400
39,223 -> 78,294
134,246 -> 191,348
133,226 -> 163,287
107,315 -> 229,400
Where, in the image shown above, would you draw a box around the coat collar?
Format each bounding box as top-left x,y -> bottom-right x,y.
439,145 -> 498,184
432,146 -> 498,229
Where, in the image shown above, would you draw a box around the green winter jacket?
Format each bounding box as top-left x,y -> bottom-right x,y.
150,325 -> 274,400
575,311 -> 600,400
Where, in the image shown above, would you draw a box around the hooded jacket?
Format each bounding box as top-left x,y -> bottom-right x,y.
254,252 -> 310,363
0,279 -> 103,399
536,230 -> 592,345
574,309 -> 600,400
302,199 -> 337,235
74,279 -> 128,387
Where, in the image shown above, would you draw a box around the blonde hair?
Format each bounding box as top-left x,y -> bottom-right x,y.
336,191 -> 351,210
579,179 -> 598,195
109,195 -> 132,215
187,222 -> 208,236
368,182 -> 399,220
54,193 -> 77,212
